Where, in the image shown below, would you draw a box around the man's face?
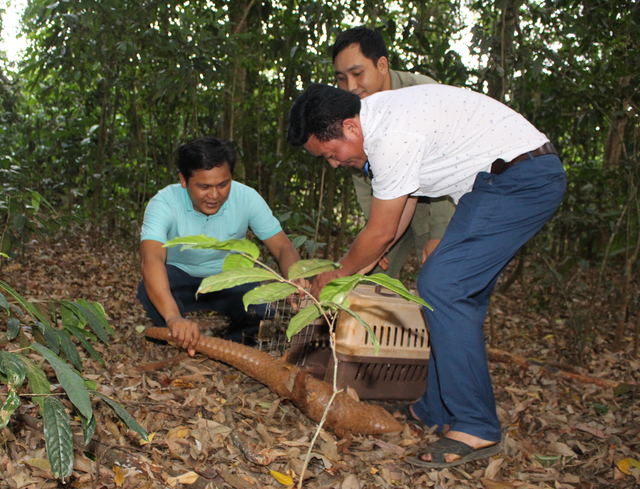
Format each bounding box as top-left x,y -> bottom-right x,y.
333,43 -> 389,99
179,163 -> 232,216
304,122 -> 367,169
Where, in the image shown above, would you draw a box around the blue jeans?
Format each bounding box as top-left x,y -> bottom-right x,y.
137,265 -> 267,342
413,153 -> 566,441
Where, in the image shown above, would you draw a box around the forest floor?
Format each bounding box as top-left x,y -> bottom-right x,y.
1,231 -> 639,489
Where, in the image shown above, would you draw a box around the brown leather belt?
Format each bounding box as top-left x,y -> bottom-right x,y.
490,142 -> 557,175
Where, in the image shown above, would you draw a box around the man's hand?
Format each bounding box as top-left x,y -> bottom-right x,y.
292,277 -> 312,290
377,255 -> 389,271
421,239 -> 441,264
287,278 -> 311,311
311,269 -> 344,298
166,316 -> 200,357
357,254 -> 388,275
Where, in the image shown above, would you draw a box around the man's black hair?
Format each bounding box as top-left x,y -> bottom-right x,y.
178,137 -> 236,181
331,26 -> 388,64
287,84 -> 361,147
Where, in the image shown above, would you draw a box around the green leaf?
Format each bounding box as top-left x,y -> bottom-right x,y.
64,325 -> 104,366
18,355 -> 51,408
56,329 -> 83,372
0,353 -> 27,429
287,259 -> 340,280
31,190 -> 42,213
43,396 -> 74,479
39,322 -> 61,356
165,235 -> 260,259
198,268 -> 275,295
64,322 -> 97,342
319,275 -> 364,304
223,253 -> 255,271
290,235 -> 307,249
287,304 -> 323,340
86,301 -> 114,336
80,411 -> 96,445
0,291 -> 9,312
243,282 -> 298,310
60,303 -> 79,329
614,383 -> 633,397
0,280 -> 50,324
62,301 -> 109,345
77,299 -> 114,337
0,352 -> 26,387
7,318 -> 21,340
0,387 -> 21,429
31,344 -> 93,420
363,274 -> 432,309
0,389 -> 21,429
94,392 -> 148,442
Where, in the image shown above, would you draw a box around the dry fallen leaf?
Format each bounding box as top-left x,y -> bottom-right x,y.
23,458 -> 51,471
7,231 -> 640,489
166,471 -> 200,487
548,441 -> 576,458
617,457 -> 640,475
253,448 -> 288,465
139,431 -> 157,445
270,469 -> 293,486
106,419 -> 121,439
575,423 -> 606,439
481,479 -> 515,489
166,426 -> 189,439
113,466 -> 124,487
484,457 -> 504,480
341,474 -> 361,489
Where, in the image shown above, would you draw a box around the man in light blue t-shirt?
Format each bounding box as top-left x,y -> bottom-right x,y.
138,137 -> 302,356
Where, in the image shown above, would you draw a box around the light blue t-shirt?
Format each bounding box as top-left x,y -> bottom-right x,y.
141,181 -> 282,277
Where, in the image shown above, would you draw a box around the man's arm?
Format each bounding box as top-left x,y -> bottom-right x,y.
262,231 -> 302,279
140,240 -> 199,356
312,194 -> 410,296
358,196 -> 418,274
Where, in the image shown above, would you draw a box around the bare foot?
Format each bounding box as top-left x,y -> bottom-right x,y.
420,431 -> 497,463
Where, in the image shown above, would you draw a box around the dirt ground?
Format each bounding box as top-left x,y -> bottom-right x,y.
1,232 -> 639,488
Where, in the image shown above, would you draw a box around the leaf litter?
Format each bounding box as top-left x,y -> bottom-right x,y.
0,231 -> 638,488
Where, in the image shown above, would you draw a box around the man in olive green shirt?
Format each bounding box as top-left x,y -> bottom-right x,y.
332,27 -> 455,277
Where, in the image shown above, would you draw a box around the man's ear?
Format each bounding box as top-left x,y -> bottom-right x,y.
377,56 -> 389,75
179,172 -> 187,188
342,117 -> 362,137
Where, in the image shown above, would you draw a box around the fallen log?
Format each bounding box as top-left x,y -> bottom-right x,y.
145,327 -> 403,436
487,348 -> 620,389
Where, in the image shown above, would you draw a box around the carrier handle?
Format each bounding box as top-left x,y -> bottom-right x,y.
374,284 -> 397,297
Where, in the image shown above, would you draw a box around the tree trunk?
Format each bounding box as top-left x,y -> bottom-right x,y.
487,0 -> 522,103
92,76 -> 113,229
603,75 -> 632,167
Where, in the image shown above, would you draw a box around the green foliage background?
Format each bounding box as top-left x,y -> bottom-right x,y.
1,0 -> 639,360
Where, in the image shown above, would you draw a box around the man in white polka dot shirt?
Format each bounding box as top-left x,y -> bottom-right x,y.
287,83 -> 566,468
332,26 -> 456,278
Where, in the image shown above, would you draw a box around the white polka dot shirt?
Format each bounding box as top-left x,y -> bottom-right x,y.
360,84 -> 549,203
